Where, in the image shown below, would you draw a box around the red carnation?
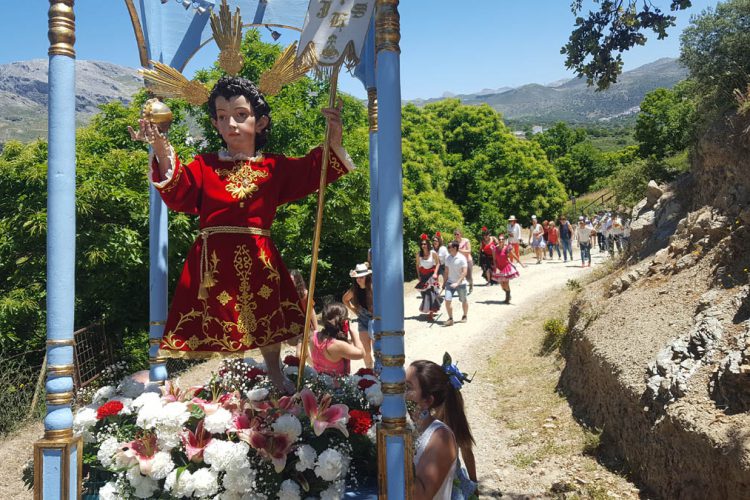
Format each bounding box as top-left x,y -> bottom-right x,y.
356,368 -> 375,377
96,400 -> 124,420
246,367 -> 266,379
283,355 -> 300,367
358,378 -> 377,390
348,409 -> 373,435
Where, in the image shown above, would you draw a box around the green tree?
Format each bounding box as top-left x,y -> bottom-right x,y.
563,0 -> 693,90
680,0 -> 750,114
635,86 -> 695,159
532,122 -> 587,162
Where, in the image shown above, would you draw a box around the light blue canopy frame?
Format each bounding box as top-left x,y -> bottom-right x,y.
38,1 -> 405,498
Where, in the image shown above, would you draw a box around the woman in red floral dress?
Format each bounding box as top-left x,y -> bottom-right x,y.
132,76 -> 354,392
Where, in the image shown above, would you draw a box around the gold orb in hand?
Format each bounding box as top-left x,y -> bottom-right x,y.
142,98 -> 173,130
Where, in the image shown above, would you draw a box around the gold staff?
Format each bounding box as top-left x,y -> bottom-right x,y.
297,64 -> 342,391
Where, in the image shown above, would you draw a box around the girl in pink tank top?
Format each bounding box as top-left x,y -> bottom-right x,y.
310,302 -> 365,376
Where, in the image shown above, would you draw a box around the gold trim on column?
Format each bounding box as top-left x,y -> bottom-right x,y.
149,338 -> 163,347
124,0 -> 149,67
379,330 -> 405,337
48,0 -> 76,58
44,428 -> 74,440
46,391 -> 74,406
149,321 -> 166,326
47,364 -> 75,377
381,382 -> 406,394
375,0 -> 400,54
381,416 -> 407,431
149,355 -> 168,364
381,354 -> 405,367
367,88 -> 378,132
46,338 -> 75,347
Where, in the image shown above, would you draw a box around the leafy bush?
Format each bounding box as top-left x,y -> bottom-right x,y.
540,318 -> 569,355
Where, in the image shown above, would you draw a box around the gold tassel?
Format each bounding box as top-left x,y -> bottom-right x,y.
197,283 -> 209,301
203,272 -> 217,289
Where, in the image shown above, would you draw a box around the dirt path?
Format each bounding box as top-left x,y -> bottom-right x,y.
2,249 -> 639,499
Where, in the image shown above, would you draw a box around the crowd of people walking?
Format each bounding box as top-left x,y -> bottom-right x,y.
405,211 -> 630,327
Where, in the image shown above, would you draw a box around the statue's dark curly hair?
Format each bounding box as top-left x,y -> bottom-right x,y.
208,76 -> 272,150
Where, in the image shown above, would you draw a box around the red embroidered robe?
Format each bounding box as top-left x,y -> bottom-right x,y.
152,147 -> 350,357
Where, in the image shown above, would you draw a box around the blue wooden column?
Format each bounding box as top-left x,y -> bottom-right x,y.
374,1 -> 411,498
33,2 -> 83,499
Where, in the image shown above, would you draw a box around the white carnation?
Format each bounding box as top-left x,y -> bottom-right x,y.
161,401 -> 191,426
203,407 -> 233,434
73,407 -> 98,443
165,469 -> 195,498
98,481 -> 119,500
365,384 -> 384,406
278,479 -> 302,500
245,388 -> 269,401
294,444 -> 317,472
93,386 -> 116,404
191,467 -> 219,497
132,391 -> 161,409
148,451 -> 175,480
135,401 -> 163,429
314,448 -> 345,482
320,480 -> 346,500
97,437 -> 121,469
222,464 -> 256,493
272,414 -> 302,442
204,439 -> 250,472
126,467 -> 159,499
156,424 -> 183,451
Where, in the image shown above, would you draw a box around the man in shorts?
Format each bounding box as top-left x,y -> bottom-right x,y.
507,215 -> 522,263
442,241 -> 468,326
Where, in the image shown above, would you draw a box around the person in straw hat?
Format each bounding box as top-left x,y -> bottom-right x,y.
506,215 -> 522,264
342,262 -> 375,368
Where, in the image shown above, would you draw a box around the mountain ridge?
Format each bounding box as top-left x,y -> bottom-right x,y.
0,59 -> 142,144
410,58 -> 687,124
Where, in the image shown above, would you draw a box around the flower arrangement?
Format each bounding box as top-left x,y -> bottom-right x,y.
73,358 -> 381,499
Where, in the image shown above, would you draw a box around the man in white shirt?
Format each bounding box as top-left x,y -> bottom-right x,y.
507,215 -> 522,263
442,241 -> 468,327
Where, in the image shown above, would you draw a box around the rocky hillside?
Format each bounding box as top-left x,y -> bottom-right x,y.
412,58 -> 687,124
561,111 -> 750,498
0,60 -> 142,144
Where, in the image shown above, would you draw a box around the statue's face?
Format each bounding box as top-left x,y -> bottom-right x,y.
211,95 -> 268,153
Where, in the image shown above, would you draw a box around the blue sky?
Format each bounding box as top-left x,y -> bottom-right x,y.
2,1 -> 716,100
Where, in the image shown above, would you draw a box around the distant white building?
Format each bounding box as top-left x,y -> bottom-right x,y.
531,125 -> 544,135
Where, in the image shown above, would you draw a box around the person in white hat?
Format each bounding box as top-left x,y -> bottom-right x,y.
342,263 -> 374,368
506,215 -> 522,263
528,215 -> 545,264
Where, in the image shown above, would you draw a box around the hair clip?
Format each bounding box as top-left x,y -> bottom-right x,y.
442,352 -> 473,390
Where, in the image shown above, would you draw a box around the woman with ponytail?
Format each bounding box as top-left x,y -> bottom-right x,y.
406,356 -> 477,499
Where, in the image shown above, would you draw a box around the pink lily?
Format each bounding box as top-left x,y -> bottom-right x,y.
181,421 -> 213,463
122,432 -> 158,476
160,380 -> 197,403
244,430 -> 294,473
250,394 -> 300,416
300,388 -> 350,437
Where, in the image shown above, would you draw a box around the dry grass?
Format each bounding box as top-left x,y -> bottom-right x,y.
483,289 -> 638,497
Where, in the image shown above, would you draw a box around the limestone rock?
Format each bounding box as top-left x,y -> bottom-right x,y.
646,180 -> 663,207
